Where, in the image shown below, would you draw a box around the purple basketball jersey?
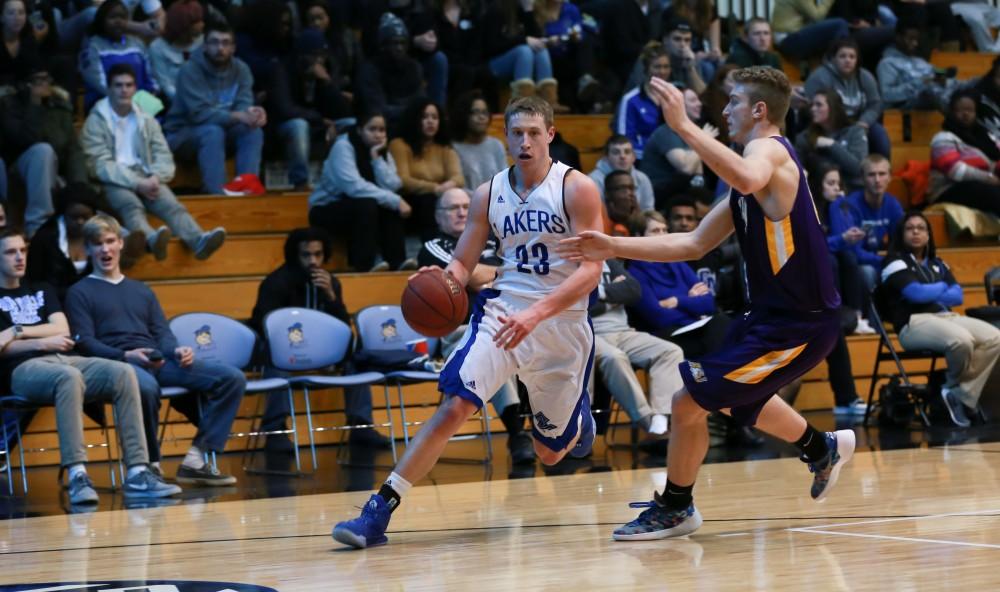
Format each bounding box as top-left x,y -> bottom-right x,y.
728,136 -> 841,312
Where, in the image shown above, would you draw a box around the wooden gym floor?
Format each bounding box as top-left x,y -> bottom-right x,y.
3,422 -> 1000,591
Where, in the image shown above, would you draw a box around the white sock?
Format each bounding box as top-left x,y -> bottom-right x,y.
649,414 -> 668,435
67,463 -> 87,480
183,446 -> 206,470
385,472 -> 413,498
151,461 -> 161,471
126,465 -> 148,479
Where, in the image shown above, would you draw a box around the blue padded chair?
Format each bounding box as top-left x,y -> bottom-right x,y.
0,394 -> 122,495
169,313 -> 299,472
355,305 -> 492,463
263,307 -> 389,468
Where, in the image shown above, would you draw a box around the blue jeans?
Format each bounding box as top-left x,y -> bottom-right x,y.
420,51 -> 448,106
277,118 -> 310,187
132,359 -> 246,457
259,365 -> 374,432
167,123 -> 264,194
489,44 -> 553,82
16,143 -> 57,237
777,18 -> 850,60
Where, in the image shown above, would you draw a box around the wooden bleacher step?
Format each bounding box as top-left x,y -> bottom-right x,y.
150,193 -> 309,234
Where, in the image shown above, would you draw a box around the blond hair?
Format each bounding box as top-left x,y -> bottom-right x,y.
732,66 -> 791,124
504,95 -> 554,130
83,213 -> 123,245
861,153 -> 890,172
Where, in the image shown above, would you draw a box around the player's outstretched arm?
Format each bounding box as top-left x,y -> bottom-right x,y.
558,198 -> 734,264
494,171 -> 604,350
648,77 -> 777,196
444,182 -> 492,288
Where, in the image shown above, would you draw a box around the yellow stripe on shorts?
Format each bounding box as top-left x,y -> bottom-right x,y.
765,215 -> 795,275
723,343 -> 807,384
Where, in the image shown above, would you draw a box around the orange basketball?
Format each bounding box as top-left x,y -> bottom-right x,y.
401,268 -> 469,337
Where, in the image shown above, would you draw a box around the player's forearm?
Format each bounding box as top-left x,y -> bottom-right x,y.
444,259 -> 473,288
610,233 -> 703,263
530,261 -> 602,320
676,120 -> 762,194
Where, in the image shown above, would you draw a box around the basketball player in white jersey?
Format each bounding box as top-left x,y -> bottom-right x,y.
332,96 -> 604,549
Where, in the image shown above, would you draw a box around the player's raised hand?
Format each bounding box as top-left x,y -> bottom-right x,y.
557,230 -> 615,262
409,265 -> 442,281
648,77 -> 690,132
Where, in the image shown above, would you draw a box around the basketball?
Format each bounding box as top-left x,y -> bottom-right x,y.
401,268 -> 469,337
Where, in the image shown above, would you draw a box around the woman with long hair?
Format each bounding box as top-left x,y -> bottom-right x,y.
148,0 -> 203,100
795,89 -> 868,191
309,110 -> 411,272
79,0 -> 159,109
450,90 -> 507,190
0,0 -> 41,90
929,89 -> 1000,217
881,211 -> 1000,426
615,41 -> 669,160
389,97 -> 464,240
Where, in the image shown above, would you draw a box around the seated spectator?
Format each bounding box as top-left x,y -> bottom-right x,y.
0,61 -> 87,237
355,12 -> 425,130
309,109 -> 410,272
78,0 -> 159,110
116,0 -> 166,43
929,90 -> 1000,218
877,18 -> 956,111
951,2 -> 1000,54
235,0 -> 293,91
67,214 -> 246,486
700,63 -> 738,145
164,21 -> 267,196
804,37 -> 889,159
661,3 -> 721,84
148,0 -> 203,101
604,170 -> 642,236
639,88 -> 717,209
794,89 -> 868,192
433,0 -> 489,98
881,212 -> 1000,427
265,29 -> 353,191
591,256 -> 684,437
625,18 -> 707,94
301,0 -> 359,102
827,0 -> 894,69
389,97 -> 464,240
549,129 -> 580,169
599,0 -> 662,92
450,90 -> 507,191
589,134 -> 654,211
82,64 -> 227,261
536,0 -> 600,112
975,56 -> 1000,139
483,0 -> 560,107
615,41 -> 668,160
0,227 -> 181,503
249,226 -> 391,452
25,184 -> 146,301
726,17 -> 781,70
627,210 -> 730,358
888,0 -> 961,53
0,0 -> 42,93
416,188 -> 534,463
771,0 -> 850,61
828,154 -> 903,296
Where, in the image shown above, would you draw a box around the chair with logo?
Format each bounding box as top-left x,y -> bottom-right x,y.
355,305 -> 493,463
863,284 -> 939,427
169,313 -> 300,473
263,307 -> 390,469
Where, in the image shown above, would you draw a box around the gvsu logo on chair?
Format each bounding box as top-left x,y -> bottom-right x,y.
0,582 -> 279,592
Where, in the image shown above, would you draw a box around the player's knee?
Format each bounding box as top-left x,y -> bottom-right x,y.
440,394 -> 480,425
672,390 -> 709,424
533,440 -> 563,465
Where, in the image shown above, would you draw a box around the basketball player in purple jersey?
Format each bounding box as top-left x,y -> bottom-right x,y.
560,67 -> 855,540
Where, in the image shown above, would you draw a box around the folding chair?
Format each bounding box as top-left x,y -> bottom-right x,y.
263,307 -> 389,469
863,285 -> 939,427
0,395 -> 121,495
355,305 -> 493,463
168,313 -> 300,474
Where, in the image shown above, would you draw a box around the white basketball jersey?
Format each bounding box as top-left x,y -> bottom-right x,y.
487,160 -> 587,310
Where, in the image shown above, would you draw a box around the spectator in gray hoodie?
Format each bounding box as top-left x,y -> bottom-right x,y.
589,134 -> 655,212
805,37 -> 889,158
877,18 -> 957,111
795,89 -> 869,191
163,21 -> 266,195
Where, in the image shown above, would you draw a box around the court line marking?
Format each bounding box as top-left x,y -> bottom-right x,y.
788,529 -> 1000,550
788,508 -> 1000,550
786,507 -> 1000,531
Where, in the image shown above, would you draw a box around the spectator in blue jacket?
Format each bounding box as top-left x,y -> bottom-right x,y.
626,210 -> 730,358
78,0 -> 159,110
615,41 -> 668,160
828,153 -> 904,294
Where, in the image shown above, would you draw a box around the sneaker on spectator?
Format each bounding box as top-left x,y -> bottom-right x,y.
941,387 -> 971,427
68,472 -> 99,505
176,462 -> 237,486
123,468 -> 182,498
223,174 -> 266,196
121,230 -> 147,269
398,258 -> 418,271
193,227 -> 226,260
147,226 -> 171,261
369,261 -> 390,272
507,432 -> 535,465
854,318 -> 876,335
833,398 -> 868,416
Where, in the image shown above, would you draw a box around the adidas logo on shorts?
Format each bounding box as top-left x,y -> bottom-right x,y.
465,380 -> 477,391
